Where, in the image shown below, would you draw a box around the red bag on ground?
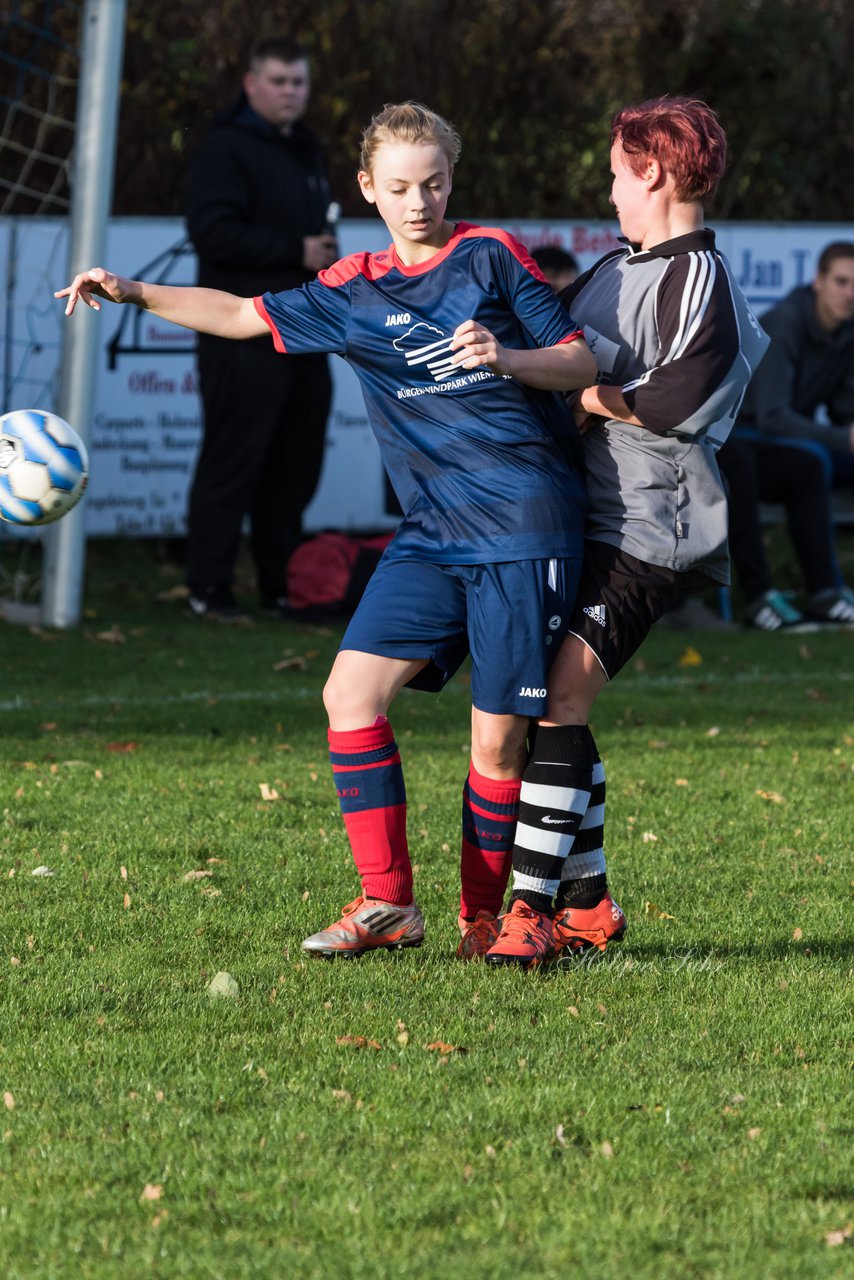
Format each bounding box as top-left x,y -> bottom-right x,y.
285,531 -> 393,619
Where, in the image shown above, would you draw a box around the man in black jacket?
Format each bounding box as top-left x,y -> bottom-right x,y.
183,35 -> 337,620
717,241 -> 854,629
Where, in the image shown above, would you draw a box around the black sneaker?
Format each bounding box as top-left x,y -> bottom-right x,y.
187,585 -> 250,624
743,589 -> 818,633
803,586 -> 854,627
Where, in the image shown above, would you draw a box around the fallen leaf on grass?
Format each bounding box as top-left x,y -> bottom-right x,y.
31,866 -> 54,877
106,742 -> 139,754
331,1089 -> 364,1109
825,1225 -> 853,1247
792,927 -> 803,941
273,655 -> 308,672
3,1092 -> 14,1110
336,1036 -> 382,1050
644,902 -> 676,920
641,831 -> 658,843
678,646 -> 703,667
600,1141 -> 615,1158
706,726 -> 721,737
424,1041 -> 468,1055
94,625 -> 126,645
747,1127 -> 761,1140
156,584 -> 189,602
183,869 -> 214,881
123,893 -> 131,910
140,1184 -> 162,1202
756,789 -> 785,804
259,784 -> 280,802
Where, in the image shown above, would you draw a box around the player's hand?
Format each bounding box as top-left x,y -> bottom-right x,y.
54,267 -> 139,316
303,234 -> 338,273
566,389 -> 599,435
450,320 -> 510,375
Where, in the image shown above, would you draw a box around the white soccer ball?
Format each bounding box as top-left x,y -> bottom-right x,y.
0,409 -> 89,526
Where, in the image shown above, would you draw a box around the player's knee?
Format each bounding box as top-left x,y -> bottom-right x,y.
471,723 -> 527,776
546,690 -> 591,725
322,673 -> 357,724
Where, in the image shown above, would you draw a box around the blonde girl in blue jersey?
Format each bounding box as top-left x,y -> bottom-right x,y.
58,102 -> 595,959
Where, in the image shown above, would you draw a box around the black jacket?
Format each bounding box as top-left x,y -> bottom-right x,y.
183,96 -> 333,300
739,285 -> 854,444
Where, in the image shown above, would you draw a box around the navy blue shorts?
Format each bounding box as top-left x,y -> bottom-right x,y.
340,556 -> 582,717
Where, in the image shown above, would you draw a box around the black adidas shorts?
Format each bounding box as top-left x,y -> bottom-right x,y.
566,540 -> 688,680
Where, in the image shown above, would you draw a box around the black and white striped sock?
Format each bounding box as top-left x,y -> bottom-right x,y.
509,724 -> 594,914
556,742 -> 607,909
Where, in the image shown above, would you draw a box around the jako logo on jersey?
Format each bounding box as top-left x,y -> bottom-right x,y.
583,603 -> 607,627
385,312 -> 412,326
392,322 -> 461,382
519,686 -> 547,698
337,786 -> 360,798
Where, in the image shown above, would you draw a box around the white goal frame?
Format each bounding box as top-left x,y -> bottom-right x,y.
41,0 -> 126,628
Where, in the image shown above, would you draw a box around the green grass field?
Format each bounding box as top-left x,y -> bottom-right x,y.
0,540 -> 852,1279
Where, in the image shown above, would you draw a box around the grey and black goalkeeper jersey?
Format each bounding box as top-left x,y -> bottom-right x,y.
561,229 -> 769,582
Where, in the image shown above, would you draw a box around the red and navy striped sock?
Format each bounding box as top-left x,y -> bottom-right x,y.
328,716 -> 412,905
459,763 -> 521,919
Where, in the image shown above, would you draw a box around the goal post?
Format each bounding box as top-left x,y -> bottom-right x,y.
40,0 -> 126,628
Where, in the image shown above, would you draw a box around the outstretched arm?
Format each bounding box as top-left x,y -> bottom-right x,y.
574,383 -> 642,431
55,268 -> 269,340
450,320 -> 596,391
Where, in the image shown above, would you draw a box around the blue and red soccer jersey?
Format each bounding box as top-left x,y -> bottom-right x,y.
255,223 -> 588,564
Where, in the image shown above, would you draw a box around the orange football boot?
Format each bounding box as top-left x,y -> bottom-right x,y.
456,910 -> 500,960
484,899 -> 552,970
551,893 -> 627,957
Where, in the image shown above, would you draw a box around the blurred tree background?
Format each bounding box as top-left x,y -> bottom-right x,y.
3,0 -> 853,222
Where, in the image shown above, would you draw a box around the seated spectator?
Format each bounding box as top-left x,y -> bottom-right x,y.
719,240 -> 854,628
716,434 -> 853,628
530,244 -> 579,293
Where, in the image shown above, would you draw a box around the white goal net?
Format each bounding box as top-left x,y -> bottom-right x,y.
1,2 -> 83,615
1,0 -> 124,626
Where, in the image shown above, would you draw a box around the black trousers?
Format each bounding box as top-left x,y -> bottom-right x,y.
187,336 -> 332,599
717,434 -> 840,602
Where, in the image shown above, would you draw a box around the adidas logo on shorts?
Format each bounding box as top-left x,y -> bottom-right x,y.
583,603 -> 607,627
